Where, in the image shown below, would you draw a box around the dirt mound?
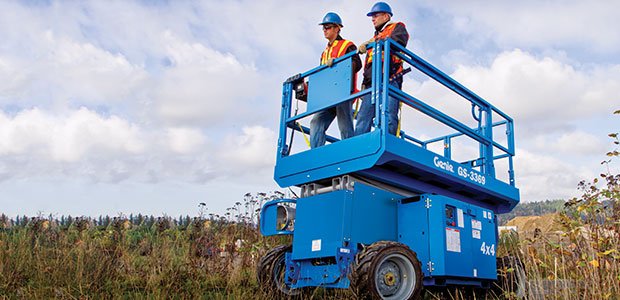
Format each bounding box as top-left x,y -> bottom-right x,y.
505,213 -> 562,234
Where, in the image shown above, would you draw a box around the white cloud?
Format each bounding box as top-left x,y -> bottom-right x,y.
424,0 -> 620,53
43,31 -> 148,104
406,49 -> 619,133
0,31 -> 148,107
516,149 -> 595,201
532,130 -> 607,156
153,32 -> 261,125
0,107 -> 276,184
454,50 -> 618,124
0,57 -> 27,98
166,127 -> 206,154
216,126 -> 277,174
0,107 -> 144,162
0,2 -> 269,127
189,1 -> 326,69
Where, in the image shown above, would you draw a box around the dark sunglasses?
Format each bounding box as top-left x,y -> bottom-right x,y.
322,24 -> 336,30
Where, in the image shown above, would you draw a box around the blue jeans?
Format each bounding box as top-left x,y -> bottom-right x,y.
355,81 -> 401,136
309,101 -> 354,148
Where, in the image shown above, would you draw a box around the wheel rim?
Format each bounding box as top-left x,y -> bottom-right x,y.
374,253 -> 417,299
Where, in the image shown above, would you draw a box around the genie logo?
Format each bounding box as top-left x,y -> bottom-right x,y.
434,156 -> 454,173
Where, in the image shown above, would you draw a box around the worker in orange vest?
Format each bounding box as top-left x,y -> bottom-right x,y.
355,2 -> 409,136
310,12 -> 362,148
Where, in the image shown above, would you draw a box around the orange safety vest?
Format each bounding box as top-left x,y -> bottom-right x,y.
321,39 -> 353,64
321,39 -> 358,93
364,22 -> 404,74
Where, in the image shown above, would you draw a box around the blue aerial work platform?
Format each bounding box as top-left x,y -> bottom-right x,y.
258,38 -> 521,299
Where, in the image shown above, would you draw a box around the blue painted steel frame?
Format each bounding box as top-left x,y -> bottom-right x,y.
262,39 -> 524,292
398,194 -> 498,286
275,39 -> 519,213
259,198 -> 296,236
284,182 -> 401,289
259,182 -> 501,289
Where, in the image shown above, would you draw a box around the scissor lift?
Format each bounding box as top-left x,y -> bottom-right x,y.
258,38 -> 521,299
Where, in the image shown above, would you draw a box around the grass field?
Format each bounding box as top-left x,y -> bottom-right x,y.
1,172 -> 618,299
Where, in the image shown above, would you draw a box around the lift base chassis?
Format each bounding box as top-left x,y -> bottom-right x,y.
260,179 -> 498,289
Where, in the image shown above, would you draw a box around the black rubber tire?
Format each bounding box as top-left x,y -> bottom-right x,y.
256,244 -> 301,298
493,256 -> 526,299
349,241 -> 423,300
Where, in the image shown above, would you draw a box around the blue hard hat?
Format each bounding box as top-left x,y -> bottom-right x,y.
367,2 -> 393,16
319,12 -> 344,27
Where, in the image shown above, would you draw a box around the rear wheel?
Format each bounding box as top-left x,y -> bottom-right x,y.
350,241 -> 423,299
257,244 -> 301,298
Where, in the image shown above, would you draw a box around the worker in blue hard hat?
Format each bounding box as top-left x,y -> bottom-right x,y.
355,2 -> 409,136
310,12 -> 362,148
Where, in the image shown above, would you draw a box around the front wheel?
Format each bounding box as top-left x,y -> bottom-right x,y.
256,244 -> 301,298
349,241 -> 423,299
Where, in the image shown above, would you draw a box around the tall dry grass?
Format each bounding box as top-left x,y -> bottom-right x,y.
505,174 -> 620,300
1,194 -> 618,299
514,122 -> 619,300
0,192 -> 292,299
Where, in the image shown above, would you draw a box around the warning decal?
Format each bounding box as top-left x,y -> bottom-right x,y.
446,227 -> 461,252
457,208 -> 464,228
472,219 -> 482,230
312,239 -> 321,252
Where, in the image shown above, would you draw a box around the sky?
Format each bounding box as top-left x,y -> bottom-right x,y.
0,0 -> 618,218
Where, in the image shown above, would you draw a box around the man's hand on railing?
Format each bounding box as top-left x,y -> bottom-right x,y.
326,58 -> 335,67
358,38 -> 375,54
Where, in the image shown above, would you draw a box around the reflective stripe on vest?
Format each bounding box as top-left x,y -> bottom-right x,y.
321,39 -> 353,65
364,22 -> 404,73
